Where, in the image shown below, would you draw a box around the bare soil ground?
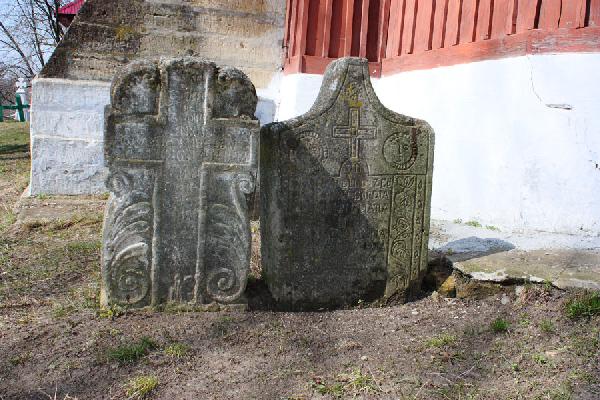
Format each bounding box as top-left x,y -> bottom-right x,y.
1,123 -> 599,399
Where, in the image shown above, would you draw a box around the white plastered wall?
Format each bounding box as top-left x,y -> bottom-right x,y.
29,78 -> 111,195
29,76 -> 280,195
274,53 -> 600,235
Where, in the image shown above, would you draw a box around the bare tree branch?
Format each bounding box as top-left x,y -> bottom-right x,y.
0,0 -> 68,78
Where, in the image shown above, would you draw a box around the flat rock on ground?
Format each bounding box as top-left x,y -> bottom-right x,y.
430,220 -> 600,290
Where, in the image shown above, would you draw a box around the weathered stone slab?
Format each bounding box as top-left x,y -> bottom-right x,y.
261,58 -> 435,309
101,58 -> 258,308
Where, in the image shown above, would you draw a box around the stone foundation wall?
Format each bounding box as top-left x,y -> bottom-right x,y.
41,0 -> 286,87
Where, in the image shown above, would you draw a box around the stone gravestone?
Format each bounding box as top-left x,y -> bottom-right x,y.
101,58 -> 258,308
261,58 -> 434,309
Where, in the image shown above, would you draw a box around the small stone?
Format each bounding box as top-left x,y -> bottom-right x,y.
438,275 -> 457,297
515,285 -> 526,296
411,310 -> 419,315
360,355 -> 368,361
501,294 -> 510,305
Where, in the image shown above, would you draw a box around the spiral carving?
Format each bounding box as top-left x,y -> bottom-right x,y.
207,267 -> 242,303
111,243 -> 150,304
236,173 -> 255,194
102,168 -> 154,307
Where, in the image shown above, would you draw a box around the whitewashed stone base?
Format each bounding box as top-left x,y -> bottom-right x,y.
29,77 -> 277,196
29,78 -> 111,195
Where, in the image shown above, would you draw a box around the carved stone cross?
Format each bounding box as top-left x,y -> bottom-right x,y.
101,58 -> 258,308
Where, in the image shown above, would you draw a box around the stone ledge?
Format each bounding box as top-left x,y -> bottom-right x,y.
429,219 -> 600,291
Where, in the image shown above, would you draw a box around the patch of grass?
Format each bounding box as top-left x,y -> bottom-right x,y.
66,240 -> 101,252
462,324 -> 485,336
108,337 -> 157,364
452,218 -> 463,224
9,352 -> 31,366
490,317 -> 510,333
539,319 -> 555,333
115,25 -> 136,42
465,220 -> 482,228
164,342 -> 189,358
0,210 -> 16,231
74,282 -> 101,310
126,375 -> 158,398
435,382 -> 478,399
485,225 -> 500,231
98,304 -> 126,319
311,379 -> 344,397
425,333 -> 457,348
565,291 -> 600,319
0,122 -> 29,155
52,302 -> 77,319
519,313 -> 531,327
311,368 -> 379,398
532,353 -> 548,365
342,368 -> 379,394
569,369 -> 597,384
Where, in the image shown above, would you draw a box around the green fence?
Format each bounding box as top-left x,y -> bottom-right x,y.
0,95 -> 30,122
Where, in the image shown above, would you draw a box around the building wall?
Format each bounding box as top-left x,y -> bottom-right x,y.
275,53 -> 600,235
30,0 -> 286,195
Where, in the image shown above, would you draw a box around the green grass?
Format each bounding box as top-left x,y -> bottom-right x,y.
126,375 -> 158,398
312,380 -> 345,397
490,317 -> 510,333
0,122 -> 29,155
9,352 -> 31,366
98,303 -> 126,319
164,342 -> 189,358
311,368 -> 379,398
425,333 -> 457,348
539,319 -> 555,333
66,240 -> 102,252
532,353 -> 549,365
565,291 -> 600,319
108,337 -> 157,364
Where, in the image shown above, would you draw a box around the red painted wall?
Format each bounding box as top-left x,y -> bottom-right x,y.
284,0 -> 600,77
